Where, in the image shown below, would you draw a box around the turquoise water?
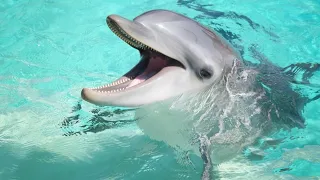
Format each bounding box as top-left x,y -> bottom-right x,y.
1,0 -> 320,179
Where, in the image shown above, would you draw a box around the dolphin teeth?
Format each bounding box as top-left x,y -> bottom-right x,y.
108,19 -> 156,52
93,77 -> 134,90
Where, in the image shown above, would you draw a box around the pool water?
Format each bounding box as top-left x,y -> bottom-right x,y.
1,0 -> 320,179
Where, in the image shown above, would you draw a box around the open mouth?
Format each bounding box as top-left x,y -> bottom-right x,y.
87,17 -> 184,94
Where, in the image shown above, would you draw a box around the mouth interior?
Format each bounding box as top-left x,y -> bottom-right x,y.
89,17 -> 184,93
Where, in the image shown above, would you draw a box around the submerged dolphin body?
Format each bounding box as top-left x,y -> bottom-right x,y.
80,10 -> 320,179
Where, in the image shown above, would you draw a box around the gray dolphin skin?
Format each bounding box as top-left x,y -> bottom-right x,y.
81,9 -> 239,107
80,9 -> 320,180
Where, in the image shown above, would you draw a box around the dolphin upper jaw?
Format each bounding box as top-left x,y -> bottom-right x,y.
107,15 -> 191,68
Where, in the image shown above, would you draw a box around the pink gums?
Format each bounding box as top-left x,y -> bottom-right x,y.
128,55 -> 168,88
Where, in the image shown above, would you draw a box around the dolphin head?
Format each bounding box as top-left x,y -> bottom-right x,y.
81,10 -> 240,107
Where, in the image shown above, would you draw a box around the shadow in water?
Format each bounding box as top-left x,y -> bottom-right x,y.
177,0 -> 279,40
60,100 -> 137,136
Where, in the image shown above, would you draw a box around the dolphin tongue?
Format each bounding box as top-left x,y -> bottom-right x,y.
128,54 -> 168,88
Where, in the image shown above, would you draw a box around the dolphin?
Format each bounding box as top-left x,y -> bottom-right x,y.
80,9 -> 320,179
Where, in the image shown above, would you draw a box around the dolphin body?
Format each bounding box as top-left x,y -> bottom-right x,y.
81,9 -> 320,179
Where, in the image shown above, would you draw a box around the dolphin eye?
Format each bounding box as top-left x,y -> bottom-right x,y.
199,69 -> 212,79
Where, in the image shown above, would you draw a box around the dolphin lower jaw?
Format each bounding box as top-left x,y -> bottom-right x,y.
84,51 -> 183,93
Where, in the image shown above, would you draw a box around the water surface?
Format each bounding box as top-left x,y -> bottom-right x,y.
1,0 -> 320,179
